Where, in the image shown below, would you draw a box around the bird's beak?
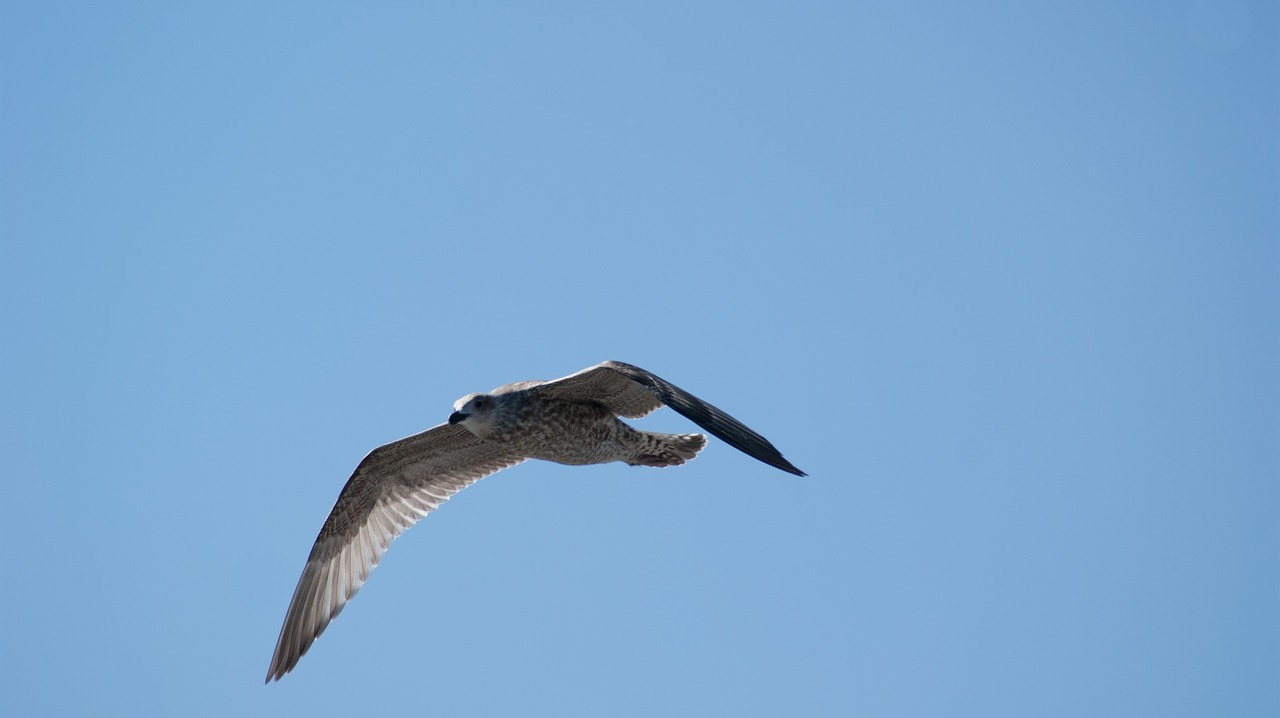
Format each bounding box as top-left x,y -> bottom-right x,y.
448,411 -> 468,425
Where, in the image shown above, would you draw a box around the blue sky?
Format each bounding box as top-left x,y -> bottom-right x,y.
1,2 -> 1276,716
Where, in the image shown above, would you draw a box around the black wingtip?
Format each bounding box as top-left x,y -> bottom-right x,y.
769,458 -> 807,477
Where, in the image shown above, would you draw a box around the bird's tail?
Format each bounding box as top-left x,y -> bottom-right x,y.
626,432 -> 708,468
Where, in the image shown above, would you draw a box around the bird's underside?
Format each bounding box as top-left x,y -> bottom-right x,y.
265,360 -> 805,682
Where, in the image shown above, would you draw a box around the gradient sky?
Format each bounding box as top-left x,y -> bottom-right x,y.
1,2 -> 1276,717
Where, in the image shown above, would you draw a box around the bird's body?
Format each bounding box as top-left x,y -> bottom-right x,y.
451,387 -> 706,467
265,360 -> 804,682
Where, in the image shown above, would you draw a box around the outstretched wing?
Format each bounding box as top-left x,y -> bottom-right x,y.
265,424 -> 525,682
534,361 -> 806,477
518,363 -> 664,418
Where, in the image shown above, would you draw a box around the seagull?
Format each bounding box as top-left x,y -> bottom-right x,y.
265,360 -> 805,682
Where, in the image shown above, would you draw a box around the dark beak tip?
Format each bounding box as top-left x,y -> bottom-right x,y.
448,411 -> 466,425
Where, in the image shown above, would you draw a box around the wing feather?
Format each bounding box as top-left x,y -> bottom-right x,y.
264,423 -> 525,682
527,364 -> 664,418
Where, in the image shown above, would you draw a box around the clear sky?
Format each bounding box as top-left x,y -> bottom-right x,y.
1,2 -> 1275,716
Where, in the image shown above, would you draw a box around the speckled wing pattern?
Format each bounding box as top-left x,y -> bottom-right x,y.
264,424 -> 525,682
527,363 -> 666,418
535,361 -> 807,477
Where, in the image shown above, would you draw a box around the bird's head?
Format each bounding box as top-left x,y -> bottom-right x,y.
449,393 -> 498,436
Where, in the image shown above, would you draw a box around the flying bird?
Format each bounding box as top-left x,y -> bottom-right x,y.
265,360 -> 805,682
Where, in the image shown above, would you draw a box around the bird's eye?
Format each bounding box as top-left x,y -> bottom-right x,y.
473,397 -> 486,409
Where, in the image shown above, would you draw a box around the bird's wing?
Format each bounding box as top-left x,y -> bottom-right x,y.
534,361 -> 806,477
524,362 -> 665,418
265,423 -> 525,682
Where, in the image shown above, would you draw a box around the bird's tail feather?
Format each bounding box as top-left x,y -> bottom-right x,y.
627,432 -> 707,468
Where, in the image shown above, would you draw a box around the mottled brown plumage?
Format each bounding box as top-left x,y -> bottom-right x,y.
265,361 -> 804,682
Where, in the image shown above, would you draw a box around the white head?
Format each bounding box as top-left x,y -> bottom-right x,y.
448,393 -> 498,437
